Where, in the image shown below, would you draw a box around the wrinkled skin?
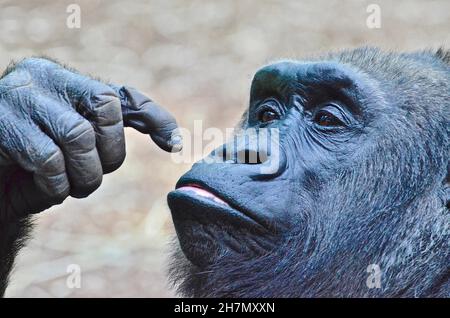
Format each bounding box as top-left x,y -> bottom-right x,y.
168,48 -> 449,297
0,57 -> 181,296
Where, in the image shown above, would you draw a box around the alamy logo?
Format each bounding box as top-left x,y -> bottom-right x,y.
366,4 -> 381,29
66,4 -> 81,29
366,264 -> 382,289
66,264 -> 82,289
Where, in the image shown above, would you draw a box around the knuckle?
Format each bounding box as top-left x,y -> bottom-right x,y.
91,93 -> 122,125
94,94 -> 120,112
36,141 -> 65,174
93,91 -> 119,105
96,123 -> 126,173
102,153 -> 126,174
71,175 -> 102,199
34,170 -> 69,203
41,149 -> 64,173
64,119 -> 96,147
49,184 -> 70,203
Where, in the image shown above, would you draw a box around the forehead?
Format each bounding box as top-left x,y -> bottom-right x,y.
249,60 -> 382,116
251,61 -> 357,95
250,48 -> 449,117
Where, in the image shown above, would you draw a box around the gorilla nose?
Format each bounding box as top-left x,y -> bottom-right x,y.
209,130 -> 275,165
211,142 -> 269,165
206,132 -> 284,176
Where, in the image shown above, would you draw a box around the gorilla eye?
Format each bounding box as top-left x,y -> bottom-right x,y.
313,106 -> 347,128
258,109 -> 279,123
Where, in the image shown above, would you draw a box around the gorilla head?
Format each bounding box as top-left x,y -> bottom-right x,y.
167,47 -> 449,297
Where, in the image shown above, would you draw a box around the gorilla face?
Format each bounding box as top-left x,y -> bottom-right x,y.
167,48 -> 449,297
168,61 -> 370,266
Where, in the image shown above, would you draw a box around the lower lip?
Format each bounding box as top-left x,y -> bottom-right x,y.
177,185 -> 230,207
169,187 -> 265,231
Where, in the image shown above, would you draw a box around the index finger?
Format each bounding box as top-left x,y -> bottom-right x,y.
111,85 -> 182,153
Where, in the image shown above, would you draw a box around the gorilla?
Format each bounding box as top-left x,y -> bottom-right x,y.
168,47 -> 449,297
0,47 -> 449,298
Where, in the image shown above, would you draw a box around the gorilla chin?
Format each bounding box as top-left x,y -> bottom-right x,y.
167,47 -> 449,298
168,179 -> 281,268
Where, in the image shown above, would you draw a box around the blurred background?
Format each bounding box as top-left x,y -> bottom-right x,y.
0,0 -> 448,297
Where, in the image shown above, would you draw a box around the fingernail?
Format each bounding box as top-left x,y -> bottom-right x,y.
169,135 -> 183,152
171,143 -> 183,152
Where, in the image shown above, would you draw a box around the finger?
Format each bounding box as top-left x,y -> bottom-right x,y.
31,96 -> 103,199
111,85 -> 183,153
0,113 -> 70,209
41,65 -> 126,174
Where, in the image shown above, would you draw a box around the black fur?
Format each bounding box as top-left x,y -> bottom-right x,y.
0,216 -> 32,296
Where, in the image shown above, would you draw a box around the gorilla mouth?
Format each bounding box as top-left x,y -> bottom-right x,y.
168,181 -> 265,231
177,184 -> 230,207
168,182 -> 272,267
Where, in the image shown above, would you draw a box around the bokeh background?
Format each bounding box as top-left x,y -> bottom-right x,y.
0,0 -> 449,297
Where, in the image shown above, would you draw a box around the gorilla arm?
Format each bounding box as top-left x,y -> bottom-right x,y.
0,58 -> 181,296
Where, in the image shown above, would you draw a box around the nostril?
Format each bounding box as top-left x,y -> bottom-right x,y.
211,146 -> 232,163
210,140 -> 271,165
236,149 -> 269,165
210,147 -> 270,164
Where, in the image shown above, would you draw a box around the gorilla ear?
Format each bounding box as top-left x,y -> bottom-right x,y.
436,48 -> 450,65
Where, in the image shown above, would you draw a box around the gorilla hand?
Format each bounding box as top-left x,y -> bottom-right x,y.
0,57 -> 181,219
